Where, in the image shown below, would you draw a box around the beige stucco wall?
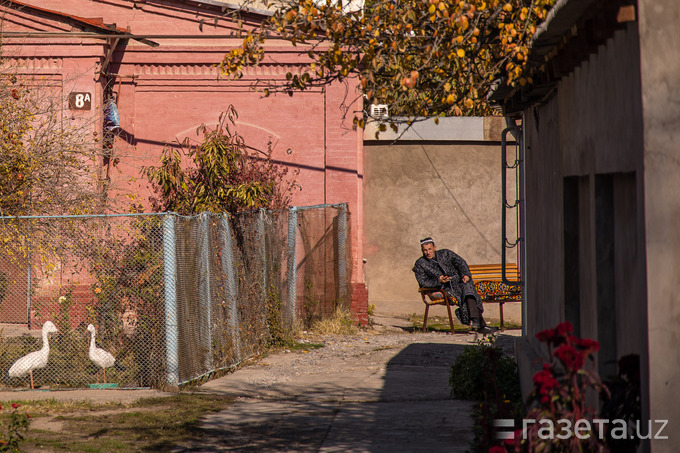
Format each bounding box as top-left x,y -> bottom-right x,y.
363,117 -> 518,320
518,17 -> 664,450
522,22 -> 646,340
638,1 -> 680,450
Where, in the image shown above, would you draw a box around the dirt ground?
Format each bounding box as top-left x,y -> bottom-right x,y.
197,314 -> 520,397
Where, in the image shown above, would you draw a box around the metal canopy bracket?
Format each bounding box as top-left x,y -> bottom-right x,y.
101,37 -> 121,72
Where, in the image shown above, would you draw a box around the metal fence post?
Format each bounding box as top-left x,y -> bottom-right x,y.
257,209 -> 267,328
337,203 -> 348,302
26,254 -> 32,329
220,214 -> 241,360
199,212 -> 214,370
163,214 -> 179,387
286,207 -> 298,325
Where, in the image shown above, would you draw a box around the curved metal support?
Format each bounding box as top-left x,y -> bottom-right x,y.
501,126 -> 524,287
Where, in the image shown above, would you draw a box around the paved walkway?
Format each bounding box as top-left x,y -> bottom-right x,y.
176,315 -> 521,452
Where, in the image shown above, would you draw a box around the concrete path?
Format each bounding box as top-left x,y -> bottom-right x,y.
174,316 -> 521,452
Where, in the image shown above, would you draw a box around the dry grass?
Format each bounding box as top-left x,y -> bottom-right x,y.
309,308 -> 359,335
16,393 -> 234,452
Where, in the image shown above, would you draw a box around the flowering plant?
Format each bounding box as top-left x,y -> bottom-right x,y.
450,335 -> 524,453
0,402 -> 30,452
499,321 -> 608,453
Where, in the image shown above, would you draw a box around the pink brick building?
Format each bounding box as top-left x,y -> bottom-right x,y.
1,0 -> 367,322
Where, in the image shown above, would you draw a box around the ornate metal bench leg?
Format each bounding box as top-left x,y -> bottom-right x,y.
499,302 -> 504,330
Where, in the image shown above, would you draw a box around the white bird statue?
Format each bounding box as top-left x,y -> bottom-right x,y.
8,321 -> 58,389
87,324 -> 124,383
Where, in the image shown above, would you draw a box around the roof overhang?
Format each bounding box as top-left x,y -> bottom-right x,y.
490,0 -> 637,115
4,0 -> 160,46
180,0 -> 275,16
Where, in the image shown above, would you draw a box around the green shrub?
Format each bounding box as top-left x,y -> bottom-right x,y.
449,337 -> 523,453
266,289 -> 296,348
449,338 -> 521,402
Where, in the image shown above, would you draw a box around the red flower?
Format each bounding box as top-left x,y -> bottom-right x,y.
533,369 -> 559,395
576,338 -> 600,352
556,321 -> 573,336
553,344 -> 584,371
536,328 -> 556,343
11,403 -> 20,409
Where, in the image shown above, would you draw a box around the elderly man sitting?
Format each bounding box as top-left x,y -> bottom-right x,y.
413,237 -> 497,334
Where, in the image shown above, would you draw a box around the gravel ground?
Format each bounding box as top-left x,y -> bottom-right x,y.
196,314 -> 520,394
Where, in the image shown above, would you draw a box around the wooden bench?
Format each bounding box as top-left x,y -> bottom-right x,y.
418,263 -> 521,331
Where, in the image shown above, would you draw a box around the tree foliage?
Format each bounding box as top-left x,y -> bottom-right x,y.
143,105 -> 298,215
0,55 -> 107,267
0,69 -> 100,217
221,0 -> 555,124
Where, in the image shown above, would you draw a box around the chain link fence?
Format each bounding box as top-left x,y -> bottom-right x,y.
0,204 -> 350,390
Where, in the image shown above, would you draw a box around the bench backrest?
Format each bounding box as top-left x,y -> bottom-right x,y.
469,263 -> 520,282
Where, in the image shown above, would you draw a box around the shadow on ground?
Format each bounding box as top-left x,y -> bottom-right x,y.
321,342 -> 475,452
179,340 -> 478,452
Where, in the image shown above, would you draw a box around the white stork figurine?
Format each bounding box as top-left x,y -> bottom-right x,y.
8,321 -> 58,389
87,324 -> 124,383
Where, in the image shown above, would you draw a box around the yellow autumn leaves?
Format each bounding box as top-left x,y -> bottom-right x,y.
0,73 -> 101,220
220,0 -> 556,119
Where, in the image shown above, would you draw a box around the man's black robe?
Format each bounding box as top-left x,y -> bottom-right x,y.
413,248 -> 483,325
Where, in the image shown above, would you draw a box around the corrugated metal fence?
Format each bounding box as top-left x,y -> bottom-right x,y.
0,204 -> 350,389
